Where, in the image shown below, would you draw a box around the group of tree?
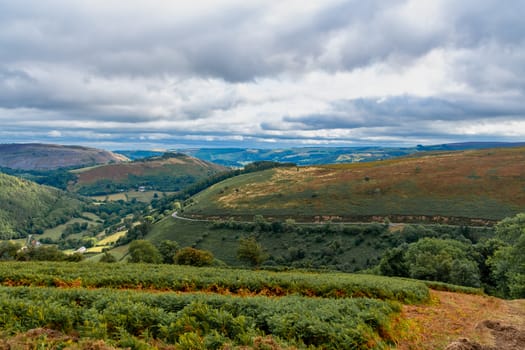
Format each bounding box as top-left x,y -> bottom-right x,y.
125,236 -> 268,268
0,241 -> 83,262
378,213 -> 525,298
126,240 -> 215,266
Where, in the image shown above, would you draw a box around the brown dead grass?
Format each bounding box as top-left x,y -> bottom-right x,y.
394,290 -> 525,350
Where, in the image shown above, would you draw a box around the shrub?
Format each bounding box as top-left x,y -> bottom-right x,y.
128,240 -> 162,264
175,247 -> 214,267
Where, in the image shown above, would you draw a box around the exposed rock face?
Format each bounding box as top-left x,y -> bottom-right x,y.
0,143 -> 128,170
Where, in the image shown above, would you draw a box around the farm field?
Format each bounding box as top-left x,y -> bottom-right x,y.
40,216 -> 100,241
183,147 -> 525,222
90,190 -> 173,202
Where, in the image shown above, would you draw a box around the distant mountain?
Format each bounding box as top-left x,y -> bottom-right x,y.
70,152 -> 228,195
416,142 -> 525,151
177,142 -> 525,167
0,172 -> 84,239
179,147 -> 416,167
182,147 -> 525,223
113,150 -> 164,160
0,143 -> 128,170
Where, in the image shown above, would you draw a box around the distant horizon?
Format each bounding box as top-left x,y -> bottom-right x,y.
2,139 -> 525,152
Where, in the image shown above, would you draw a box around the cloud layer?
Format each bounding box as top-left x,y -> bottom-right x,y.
0,0 -> 524,148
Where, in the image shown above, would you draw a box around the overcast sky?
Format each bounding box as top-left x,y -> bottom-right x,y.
1,0 -> 524,149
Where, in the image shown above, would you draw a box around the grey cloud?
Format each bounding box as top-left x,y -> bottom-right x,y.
280,96 -> 525,130
0,0 -> 523,82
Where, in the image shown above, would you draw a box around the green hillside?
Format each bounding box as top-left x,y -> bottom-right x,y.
70,152 -> 228,195
183,147 -> 525,223
0,173 -> 85,239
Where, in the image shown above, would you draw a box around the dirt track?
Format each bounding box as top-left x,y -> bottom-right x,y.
397,291 -> 525,350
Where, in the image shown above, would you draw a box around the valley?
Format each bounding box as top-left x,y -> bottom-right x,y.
0,143 -> 524,349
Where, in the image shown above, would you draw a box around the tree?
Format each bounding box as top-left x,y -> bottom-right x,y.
404,238 -> 481,287
0,241 -> 21,260
156,240 -> 180,264
175,247 -> 214,266
494,213 -> 525,244
475,238 -> 506,294
99,251 -> 117,263
378,245 -> 409,277
128,240 -> 162,264
237,236 -> 268,267
16,245 -> 67,262
488,213 -> 525,298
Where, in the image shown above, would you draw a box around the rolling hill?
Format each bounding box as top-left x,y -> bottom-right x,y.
182,147 -> 525,223
0,173 -> 85,239
70,152 -> 228,195
177,142 -> 525,167
0,143 -> 128,170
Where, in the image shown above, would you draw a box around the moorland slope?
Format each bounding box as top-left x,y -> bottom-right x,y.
70,152 -> 228,195
183,147 -> 525,223
0,143 -> 128,170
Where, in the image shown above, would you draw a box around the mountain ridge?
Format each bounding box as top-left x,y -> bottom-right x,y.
0,143 -> 128,170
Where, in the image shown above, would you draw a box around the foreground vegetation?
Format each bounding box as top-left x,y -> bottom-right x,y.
0,262 -> 429,303
0,286 -> 398,349
0,262 -> 432,349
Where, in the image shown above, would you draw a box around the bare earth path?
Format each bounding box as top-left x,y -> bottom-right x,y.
396,290 -> 525,350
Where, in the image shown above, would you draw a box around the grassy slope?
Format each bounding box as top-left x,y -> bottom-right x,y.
183,147 -> 525,222
146,216 -> 493,270
0,173 -> 84,237
70,153 -> 227,194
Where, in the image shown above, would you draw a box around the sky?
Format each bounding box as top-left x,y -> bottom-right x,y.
0,0 -> 524,150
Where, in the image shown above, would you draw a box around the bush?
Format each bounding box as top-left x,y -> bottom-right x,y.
128,240 -> 162,264
99,251 -> 117,263
175,247 -> 214,267
237,236 -> 268,267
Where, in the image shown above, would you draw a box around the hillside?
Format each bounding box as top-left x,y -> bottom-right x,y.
0,173 -> 85,239
0,143 -> 128,170
183,147 -> 525,222
70,152 -> 228,195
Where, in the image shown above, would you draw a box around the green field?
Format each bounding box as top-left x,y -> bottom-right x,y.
90,190 -> 172,203
40,217 -> 97,241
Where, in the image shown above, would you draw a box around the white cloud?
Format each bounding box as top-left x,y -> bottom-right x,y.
0,0 -> 523,147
